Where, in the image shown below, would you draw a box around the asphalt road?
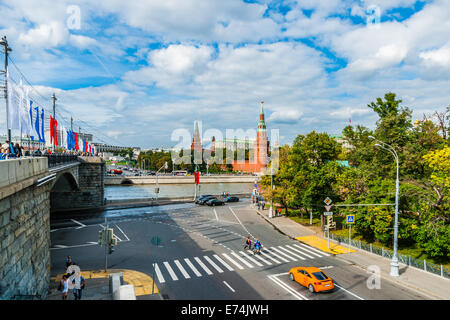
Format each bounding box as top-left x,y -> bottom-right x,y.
50,199 -> 429,300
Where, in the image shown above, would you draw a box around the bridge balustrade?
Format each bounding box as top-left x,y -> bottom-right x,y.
41,154 -> 79,168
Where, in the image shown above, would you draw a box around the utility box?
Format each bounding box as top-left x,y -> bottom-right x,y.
109,272 -> 123,294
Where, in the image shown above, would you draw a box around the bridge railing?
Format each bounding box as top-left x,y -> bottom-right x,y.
41,154 -> 79,168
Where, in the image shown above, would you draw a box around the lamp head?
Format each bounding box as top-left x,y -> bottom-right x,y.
374,143 -> 381,147
369,136 -> 375,140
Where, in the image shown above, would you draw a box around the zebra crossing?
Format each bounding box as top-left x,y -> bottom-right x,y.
152,243 -> 330,284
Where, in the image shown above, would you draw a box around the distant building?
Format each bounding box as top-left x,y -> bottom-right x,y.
189,101 -> 270,174
329,134 -> 354,151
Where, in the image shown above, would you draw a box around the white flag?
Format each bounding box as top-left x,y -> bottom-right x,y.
7,71 -> 20,131
60,125 -> 67,149
20,85 -> 33,136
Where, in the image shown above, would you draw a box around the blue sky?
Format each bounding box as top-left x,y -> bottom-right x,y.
1,0 -> 449,148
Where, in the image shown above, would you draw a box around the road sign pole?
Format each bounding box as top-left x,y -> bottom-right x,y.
328,225 -> 330,249
349,223 -> 351,253
104,217 -> 108,272
152,242 -> 156,294
309,208 -> 312,225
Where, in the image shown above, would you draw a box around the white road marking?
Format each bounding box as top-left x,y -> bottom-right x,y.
277,246 -> 306,260
228,207 -> 254,239
246,251 -> 272,265
163,262 -> 179,281
203,256 -> 224,273
263,248 -> 290,262
285,244 -> 315,259
230,252 -> 254,268
292,244 -> 324,257
334,284 -> 365,300
51,243 -> 98,250
268,273 -> 308,300
222,253 -> 244,270
153,263 -> 165,283
270,247 -> 298,261
213,254 -> 234,271
71,219 -> 86,229
194,257 -> 213,275
295,243 -> 330,257
115,224 -> 130,241
239,251 -> 263,267
213,208 -> 219,221
223,281 -> 236,293
174,260 -> 191,279
184,258 -> 202,277
259,250 -> 281,264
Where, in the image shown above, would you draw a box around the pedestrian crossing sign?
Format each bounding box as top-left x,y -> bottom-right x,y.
346,215 -> 355,224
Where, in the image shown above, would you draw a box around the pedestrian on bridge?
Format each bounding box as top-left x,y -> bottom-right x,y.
59,274 -> 69,300
72,273 -> 86,300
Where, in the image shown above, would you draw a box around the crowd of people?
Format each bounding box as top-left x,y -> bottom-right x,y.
58,255 -> 86,300
0,140 -> 97,160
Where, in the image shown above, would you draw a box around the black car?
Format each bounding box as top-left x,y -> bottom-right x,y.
195,195 -> 213,204
196,195 -> 216,205
206,198 -> 224,206
224,196 -> 239,202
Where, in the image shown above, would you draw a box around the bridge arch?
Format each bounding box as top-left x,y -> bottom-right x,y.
121,178 -> 134,185
51,172 -> 80,192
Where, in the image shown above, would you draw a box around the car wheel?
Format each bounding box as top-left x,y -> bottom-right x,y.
289,273 -> 294,281
308,284 -> 315,293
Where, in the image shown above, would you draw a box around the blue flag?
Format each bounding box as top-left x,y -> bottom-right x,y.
29,101 -> 34,141
34,106 -> 41,142
40,109 -> 45,143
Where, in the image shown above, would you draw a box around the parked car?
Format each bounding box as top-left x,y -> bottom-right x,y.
288,267 -> 334,293
206,198 -> 224,206
195,194 -> 213,204
224,196 -> 239,202
195,195 -> 217,205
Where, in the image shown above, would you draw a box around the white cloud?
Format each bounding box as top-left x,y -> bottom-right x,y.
268,110 -> 303,124
420,44 -> 450,68
18,21 -> 69,47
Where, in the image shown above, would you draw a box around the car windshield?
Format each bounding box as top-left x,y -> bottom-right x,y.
312,272 -> 328,280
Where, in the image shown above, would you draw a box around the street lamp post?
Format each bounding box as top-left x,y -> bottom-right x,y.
369,136 -> 400,277
155,162 -> 168,201
269,162 -> 274,218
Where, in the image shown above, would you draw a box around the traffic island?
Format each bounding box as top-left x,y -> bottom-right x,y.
48,269 -> 162,300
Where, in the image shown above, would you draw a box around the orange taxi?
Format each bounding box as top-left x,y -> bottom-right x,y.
288,267 -> 334,293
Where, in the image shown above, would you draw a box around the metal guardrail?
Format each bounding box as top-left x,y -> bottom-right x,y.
40,154 -> 79,168
331,234 -> 450,279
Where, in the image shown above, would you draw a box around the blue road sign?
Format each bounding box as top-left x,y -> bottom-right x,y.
346,215 -> 355,224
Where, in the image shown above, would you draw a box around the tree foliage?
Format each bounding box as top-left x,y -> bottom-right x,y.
261,92 -> 449,260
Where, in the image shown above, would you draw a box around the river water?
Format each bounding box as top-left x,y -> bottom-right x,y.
105,182 -> 254,200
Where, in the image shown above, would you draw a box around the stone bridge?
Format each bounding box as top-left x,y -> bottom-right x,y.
0,156 -> 105,300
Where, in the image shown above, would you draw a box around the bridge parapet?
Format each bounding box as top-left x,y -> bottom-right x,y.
0,157 -> 48,192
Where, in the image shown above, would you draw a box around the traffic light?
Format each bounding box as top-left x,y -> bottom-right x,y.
98,229 -> 105,246
106,228 -> 114,243
108,245 -> 115,254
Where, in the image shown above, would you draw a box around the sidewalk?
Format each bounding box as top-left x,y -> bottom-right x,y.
47,269 -> 163,300
254,207 -> 450,300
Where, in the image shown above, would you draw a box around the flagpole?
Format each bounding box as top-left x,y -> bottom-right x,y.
1,36 -> 12,142
52,93 -> 56,153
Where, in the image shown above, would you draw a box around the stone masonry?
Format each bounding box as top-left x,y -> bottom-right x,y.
50,156 -> 105,212
0,158 -> 51,300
